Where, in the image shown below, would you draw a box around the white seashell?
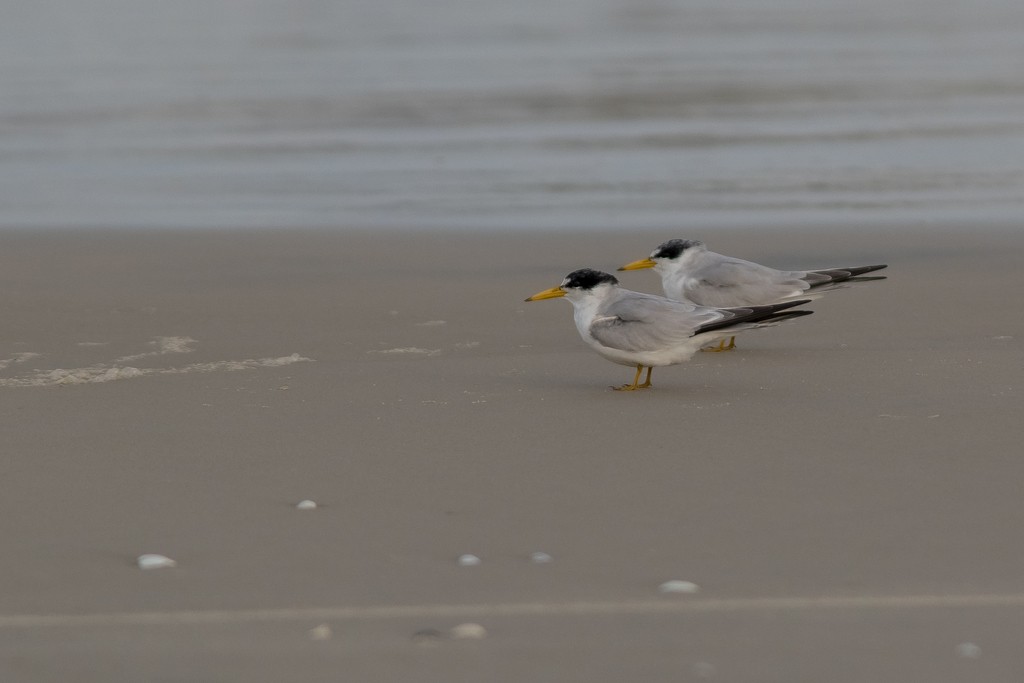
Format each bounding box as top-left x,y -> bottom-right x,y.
295,499 -> 318,510
137,554 -> 177,570
450,623 -> 487,640
530,551 -> 553,564
457,554 -> 481,566
955,642 -> 981,659
307,623 -> 333,641
659,580 -> 699,594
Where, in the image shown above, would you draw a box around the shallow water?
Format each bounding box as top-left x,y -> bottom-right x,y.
2,0 -> 1022,231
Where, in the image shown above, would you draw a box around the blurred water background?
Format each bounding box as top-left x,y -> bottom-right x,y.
1,0 -> 1022,231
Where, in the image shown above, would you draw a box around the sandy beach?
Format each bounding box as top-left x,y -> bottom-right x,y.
4,0 -> 1024,677
1,225 -> 1022,681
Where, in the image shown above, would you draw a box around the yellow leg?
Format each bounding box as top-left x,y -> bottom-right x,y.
701,336 -> 737,352
614,365 -> 653,391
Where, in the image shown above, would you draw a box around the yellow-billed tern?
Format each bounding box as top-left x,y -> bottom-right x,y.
525,268 -> 813,391
619,239 -> 886,350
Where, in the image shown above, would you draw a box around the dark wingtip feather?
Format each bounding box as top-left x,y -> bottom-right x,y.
763,310 -> 814,323
695,299 -> 814,335
769,298 -> 812,311
808,264 -> 888,285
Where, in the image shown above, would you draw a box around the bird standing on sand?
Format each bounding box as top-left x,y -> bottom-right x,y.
525,269 -> 813,391
619,239 -> 886,350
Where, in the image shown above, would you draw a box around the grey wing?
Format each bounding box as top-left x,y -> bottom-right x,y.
588,293 -> 733,352
687,258 -> 809,306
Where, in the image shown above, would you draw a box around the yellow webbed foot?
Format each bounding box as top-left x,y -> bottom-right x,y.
701,336 -> 737,352
613,365 -> 653,391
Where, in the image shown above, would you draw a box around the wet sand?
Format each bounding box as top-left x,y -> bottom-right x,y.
2,226 -> 1023,681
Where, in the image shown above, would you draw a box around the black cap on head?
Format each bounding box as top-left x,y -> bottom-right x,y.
653,239 -> 703,260
562,268 -> 619,290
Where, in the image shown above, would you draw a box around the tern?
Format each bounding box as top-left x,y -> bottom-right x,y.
525,268 -> 813,391
619,239 -> 886,350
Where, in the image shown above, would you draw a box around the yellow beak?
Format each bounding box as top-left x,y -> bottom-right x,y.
618,257 -> 657,271
525,286 -> 566,302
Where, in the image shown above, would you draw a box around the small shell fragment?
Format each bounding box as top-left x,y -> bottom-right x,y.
450,623 -> 487,639
137,554 -> 177,570
693,661 -> 717,678
457,554 -> 481,566
659,580 -> 700,594
307,623 -> 333,641
295,499 -> 318,510
530,551 -> 553,564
